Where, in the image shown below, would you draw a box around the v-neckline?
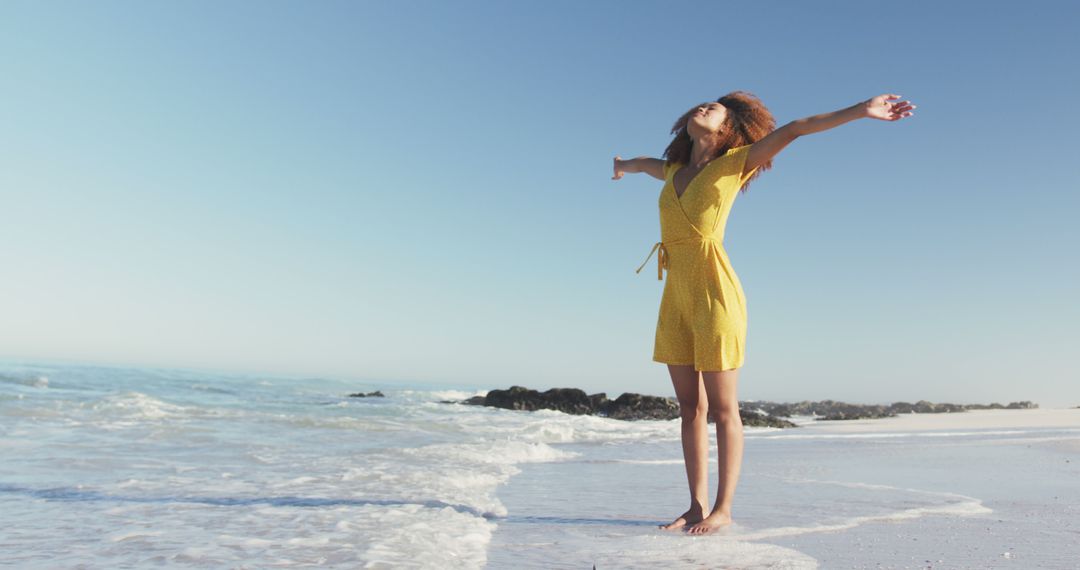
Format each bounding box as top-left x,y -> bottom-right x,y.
671,160 -> 713,201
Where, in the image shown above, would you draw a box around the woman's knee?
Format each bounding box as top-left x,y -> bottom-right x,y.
680,402 -> 709,423
708,405 -> 742,425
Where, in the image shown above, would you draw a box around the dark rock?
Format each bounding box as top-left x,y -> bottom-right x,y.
737,408 -> 798,428
900,400 -> 962,414
444,389 -> 1039,426
484,386 -> 594,415
348,390 -> 384,398
740,399 -> 893,420
740,398 -> 1039,421
962,402 -> 1006,410
598,393 -> 679,421
456,386 -> 797,427
960,401 -> 1038,410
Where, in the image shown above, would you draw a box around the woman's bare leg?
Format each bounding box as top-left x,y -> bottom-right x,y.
686,367 -> 742,534
659,364 -> 710,530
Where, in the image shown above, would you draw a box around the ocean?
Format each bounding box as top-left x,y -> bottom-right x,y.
1,360 -> 1078,569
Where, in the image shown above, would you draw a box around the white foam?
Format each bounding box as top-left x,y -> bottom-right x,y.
89,391 -> 188,420
107,530 -> 165,543
398,388 -> 489,402
456,408 -> 683,444
560,530 -> 819,569
339,439 -> 581,519
506,411 -> 781,445
405,439 -> 579,465
428,389 -> 488,401
358,504 -> 497,568
730,477 -> 992,542
269,476 -> 319,488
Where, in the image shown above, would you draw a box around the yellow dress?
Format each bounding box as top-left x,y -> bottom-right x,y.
636,144 -> 759,371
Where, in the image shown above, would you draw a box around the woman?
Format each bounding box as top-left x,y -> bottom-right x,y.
611,92 -> 916,534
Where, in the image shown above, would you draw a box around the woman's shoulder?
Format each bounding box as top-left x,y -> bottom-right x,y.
713,144 -> 753,169
662,160 -> 682,179
722,143 -> 753,157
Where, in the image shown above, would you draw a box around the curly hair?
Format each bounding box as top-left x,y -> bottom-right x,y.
662,90 -> 776,193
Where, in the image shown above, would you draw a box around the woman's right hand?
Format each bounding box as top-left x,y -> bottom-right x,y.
612,156 -> 626,180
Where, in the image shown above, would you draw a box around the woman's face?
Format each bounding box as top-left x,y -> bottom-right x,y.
688,102 -> 727,137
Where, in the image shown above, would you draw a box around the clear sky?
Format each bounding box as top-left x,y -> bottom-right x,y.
2,1 -> 1078,407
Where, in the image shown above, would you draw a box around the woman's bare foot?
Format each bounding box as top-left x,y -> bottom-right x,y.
659,505 -> 706,531
685,510 -> 732,534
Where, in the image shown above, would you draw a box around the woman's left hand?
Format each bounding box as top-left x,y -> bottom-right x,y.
863,94 -> 916,121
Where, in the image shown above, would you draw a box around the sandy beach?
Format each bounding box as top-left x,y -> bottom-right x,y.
487,408 -> 1080,569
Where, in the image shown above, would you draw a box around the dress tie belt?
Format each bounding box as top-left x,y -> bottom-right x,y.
635,235 -> 720,280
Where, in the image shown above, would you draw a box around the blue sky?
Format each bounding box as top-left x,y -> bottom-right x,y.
2,1 -> 1078,407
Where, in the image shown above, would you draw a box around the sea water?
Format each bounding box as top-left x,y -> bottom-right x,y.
1,360 -> 1078,569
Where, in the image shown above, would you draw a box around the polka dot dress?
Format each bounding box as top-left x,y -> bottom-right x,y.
636,144 -> 759,372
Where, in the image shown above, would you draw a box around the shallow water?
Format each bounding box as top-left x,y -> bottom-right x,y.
1,360 -> 1077,568
488,409 -> 1080,569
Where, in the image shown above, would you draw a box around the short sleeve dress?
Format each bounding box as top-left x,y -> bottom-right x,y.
635,144 -> 759,372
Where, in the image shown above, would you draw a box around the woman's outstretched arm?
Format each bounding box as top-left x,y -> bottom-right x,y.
613,156 -> 666,181
791,93 -> 915,136
745,93 -> 916,173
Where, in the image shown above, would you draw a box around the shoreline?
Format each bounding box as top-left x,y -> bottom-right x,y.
486,406 -> 1080,568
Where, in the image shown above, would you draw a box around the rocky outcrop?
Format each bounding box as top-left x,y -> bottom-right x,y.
596,392 -> 680,421
347,390 -> 385,398
483,386 -> 596,415
452,385 -> 796,427
743,399 -> 1039,421
963,401 -> 1038,410
442,387 -> 1040,425
736,408 -> 800,428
